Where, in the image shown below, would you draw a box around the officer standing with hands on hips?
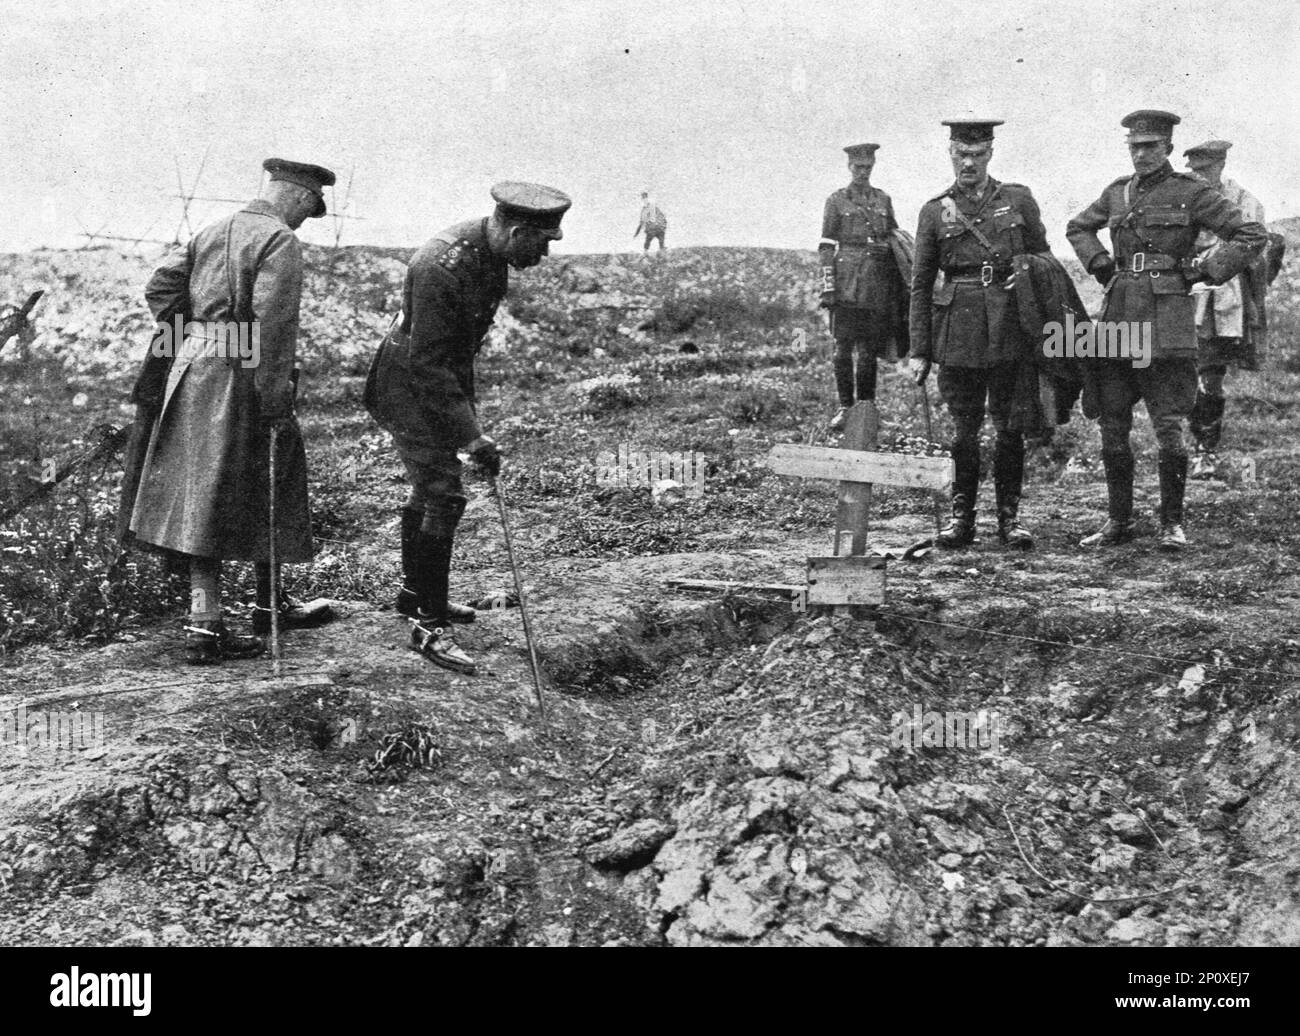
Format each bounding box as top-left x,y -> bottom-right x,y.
908,119 -> 1049,550
819,142 -> 905,432
1066,111 -> 1267,551
365,181 -> 571,675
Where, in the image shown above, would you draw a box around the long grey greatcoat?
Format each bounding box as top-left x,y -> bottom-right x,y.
128,200 -> 313,562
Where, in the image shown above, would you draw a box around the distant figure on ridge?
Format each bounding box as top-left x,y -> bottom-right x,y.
634,191 -> 667,253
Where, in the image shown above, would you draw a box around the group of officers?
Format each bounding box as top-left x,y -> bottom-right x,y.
119,160 -> 571,673
116,108 -> 1275,673
821,111 -> 1274,553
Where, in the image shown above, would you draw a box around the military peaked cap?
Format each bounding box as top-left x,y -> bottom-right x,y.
942,120 -> 1002,144
1121,110 -> 1180,143
1184,139 -> 1232,159
263,158 -> 336,218
843,143 -> 880,159
491,181 -> 572,233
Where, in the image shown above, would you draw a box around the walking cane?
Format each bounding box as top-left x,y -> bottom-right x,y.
268,424 -> 282,676
902,380 -> 946,560
920,382 -> 945,540
491,475 -> 547,724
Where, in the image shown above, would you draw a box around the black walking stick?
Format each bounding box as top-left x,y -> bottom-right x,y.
268,424 -> 282,675
902,380 -> 947,560
491,475 -> 547,724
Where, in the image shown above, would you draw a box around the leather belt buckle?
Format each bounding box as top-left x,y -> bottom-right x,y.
980,263 -> 994,287
1130,252 -> 1146,274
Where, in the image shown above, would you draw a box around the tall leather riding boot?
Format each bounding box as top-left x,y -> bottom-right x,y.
1189,393 -> 1225,479
422,532 -> 454,625
1157,450 -> 1189,551
404,515 -> 477,675
854,351 -> 878,404
936,442 -> 979,548
993,433 -> 1032,549
1080,449 -> 1136,547
833,341 -> 856,409
396,507 -> 429,616
1189,391 -> 1225,452
398,506 -> 475,623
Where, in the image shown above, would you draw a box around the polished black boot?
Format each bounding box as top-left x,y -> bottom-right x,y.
404,506 -> 477,674
1081,450 -> 1136,547
936,443 -> 979,548
1189,392 -> 1225,480
1189,391 -> 1225,451
396,507 -> 427,617
1157,450 -> 1189,552
396,508 -> 475,623
994,433 -> 1033,549
832,343 -> 856,425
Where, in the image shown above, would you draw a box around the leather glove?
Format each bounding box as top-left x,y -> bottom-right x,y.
1182,255 -> 1208,285
466,435 -> 501,478
908,357 -> 931,385
1090,256 -> 1117,287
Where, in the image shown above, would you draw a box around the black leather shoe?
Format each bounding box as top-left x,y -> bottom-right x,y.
185,621 -> 265,664
252,597 -> 335,635
409,620 -> 477,675
396,588 -> 475,623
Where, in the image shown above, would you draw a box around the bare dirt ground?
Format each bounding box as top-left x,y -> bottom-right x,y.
2,244 -> 1299,946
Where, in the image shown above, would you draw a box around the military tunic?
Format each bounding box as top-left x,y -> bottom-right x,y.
365,218 -> 508,526
367,219 -> 507,451
820,183 -> 907,405
910,178 -> 1049,367
128,200 -> 313,562
1065,163 -> 1267,359
1066,162 -> 1267,453
820,184 -> 900,325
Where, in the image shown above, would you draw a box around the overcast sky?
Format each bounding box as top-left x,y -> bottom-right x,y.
3,0 -> 1296,257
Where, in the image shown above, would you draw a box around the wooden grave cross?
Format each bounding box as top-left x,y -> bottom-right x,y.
765,401 -> 952,612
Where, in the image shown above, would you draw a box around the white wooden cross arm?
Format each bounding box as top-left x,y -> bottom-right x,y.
765,445 -> 951,492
